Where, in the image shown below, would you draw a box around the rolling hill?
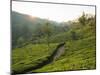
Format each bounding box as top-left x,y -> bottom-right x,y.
11,11 -> 96,74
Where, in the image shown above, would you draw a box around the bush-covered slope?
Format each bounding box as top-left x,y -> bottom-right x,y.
32,25 -> 96,72
12,43 -> 59,73
12,11 -> 96,73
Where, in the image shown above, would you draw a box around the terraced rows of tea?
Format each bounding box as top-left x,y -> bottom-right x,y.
12,11 -> 96,74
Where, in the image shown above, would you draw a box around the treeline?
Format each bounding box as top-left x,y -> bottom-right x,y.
12,11 -> 95,48
69,12 -> 96,40
12,11 -> 67,48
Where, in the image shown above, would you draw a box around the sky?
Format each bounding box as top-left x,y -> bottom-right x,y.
12,1 -> 95,22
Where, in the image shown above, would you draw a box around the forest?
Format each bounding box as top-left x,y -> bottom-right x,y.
12,11 -> 96,74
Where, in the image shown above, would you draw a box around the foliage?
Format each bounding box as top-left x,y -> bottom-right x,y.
12,11 -> 96,73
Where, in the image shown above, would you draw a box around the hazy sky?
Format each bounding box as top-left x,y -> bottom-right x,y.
12,1 -> 95,22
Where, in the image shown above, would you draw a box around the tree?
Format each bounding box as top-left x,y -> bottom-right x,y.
78,12 -> 87,26
43,21 -> 52,50
70,30 -> 78,40
87,15 -> 96,32
22,24 -> 32,40
17,37 -> 24,47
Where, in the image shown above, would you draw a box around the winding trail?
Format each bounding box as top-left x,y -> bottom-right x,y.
13,42 -> 66,74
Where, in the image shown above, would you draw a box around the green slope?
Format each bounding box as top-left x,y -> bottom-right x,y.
12,12 -> 96,73
32,36 -> 96,72
12,43 -> 59,73
31,24 -> 96,72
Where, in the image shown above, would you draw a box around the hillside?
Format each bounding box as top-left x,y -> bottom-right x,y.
12,11 -> 68,48
12,11 -> 96,74
32,24 -> 96,72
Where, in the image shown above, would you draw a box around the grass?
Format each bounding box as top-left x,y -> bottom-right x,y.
12,23 -> 96,73
12,43 -> 58,73
32,36 -> 96,72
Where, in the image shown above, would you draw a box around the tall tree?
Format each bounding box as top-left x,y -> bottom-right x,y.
70,30 -> 78,40
78,12 -> 87,26
43,21 -> 52,50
